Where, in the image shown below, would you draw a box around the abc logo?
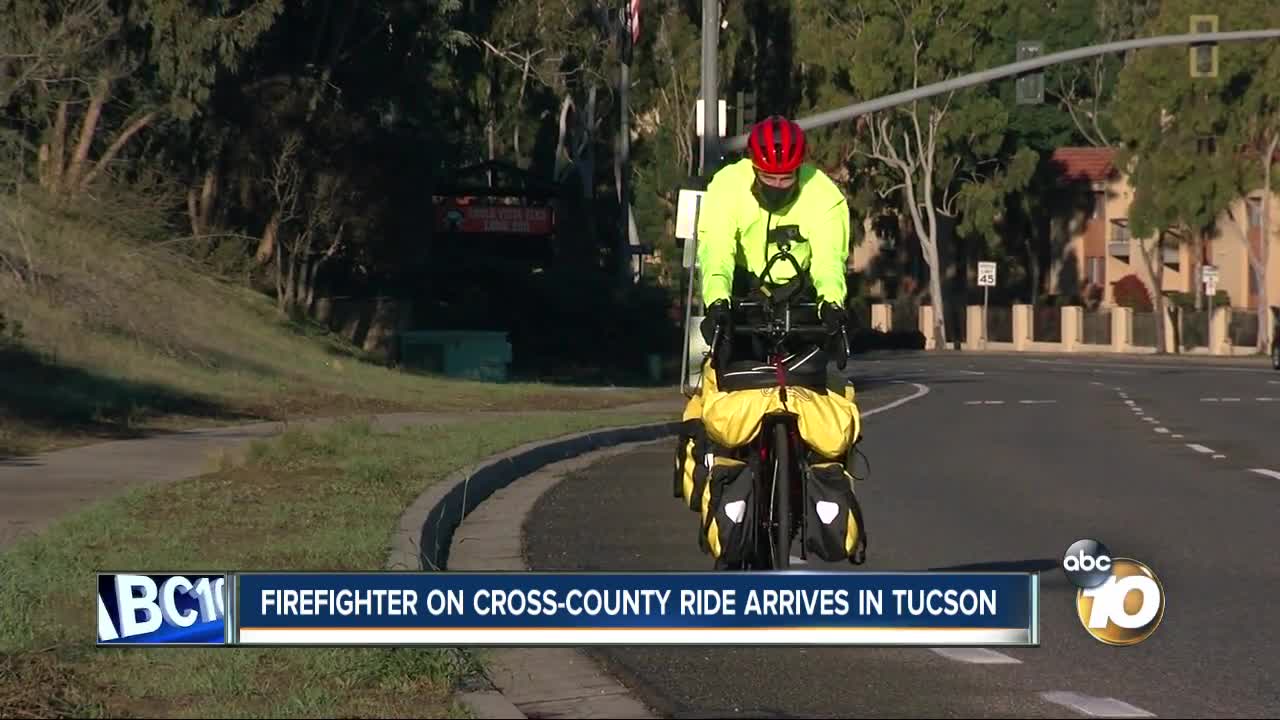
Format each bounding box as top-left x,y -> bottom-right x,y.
1062,539 -> 1164,646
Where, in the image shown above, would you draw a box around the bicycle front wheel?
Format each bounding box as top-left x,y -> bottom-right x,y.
771,421 -> 791,570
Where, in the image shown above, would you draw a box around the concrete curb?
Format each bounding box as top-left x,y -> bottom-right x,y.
447,440 -> 670,719
385,420 -> 680,719
387,421 -> 680,574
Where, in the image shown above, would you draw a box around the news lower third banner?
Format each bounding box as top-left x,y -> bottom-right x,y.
233,572 -> 1040,646
98,572 -> 1039,646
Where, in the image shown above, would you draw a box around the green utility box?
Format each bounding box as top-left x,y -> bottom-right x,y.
399,331 -> 513,382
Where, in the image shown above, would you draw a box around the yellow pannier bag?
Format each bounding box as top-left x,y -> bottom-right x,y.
673,392 -> 709,510
701,381 -> 860,460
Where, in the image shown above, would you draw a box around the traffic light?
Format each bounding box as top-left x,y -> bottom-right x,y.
1015,41 -> 1044,105
1190,15 -> 1219,78
736,91 -> 757,135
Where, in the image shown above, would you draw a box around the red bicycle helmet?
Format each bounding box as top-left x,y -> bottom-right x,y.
748,115 -> 806,173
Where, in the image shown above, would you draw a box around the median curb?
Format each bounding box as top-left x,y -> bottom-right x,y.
385,419 -> 680,718
388,420 -> 680,574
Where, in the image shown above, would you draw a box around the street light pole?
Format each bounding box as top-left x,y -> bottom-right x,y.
699,0 -> 720,176
619,38 -> 632,283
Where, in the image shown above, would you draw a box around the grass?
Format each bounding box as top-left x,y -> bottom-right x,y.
0,412 -> 668,718
0,190 -> 673,457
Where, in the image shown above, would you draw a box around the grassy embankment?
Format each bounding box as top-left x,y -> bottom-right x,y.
0,191 -> 670,458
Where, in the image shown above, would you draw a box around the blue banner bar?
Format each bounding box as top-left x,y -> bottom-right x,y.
236,572 -> 1037,632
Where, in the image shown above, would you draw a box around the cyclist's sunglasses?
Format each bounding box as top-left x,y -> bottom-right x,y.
755,169 -> 797,187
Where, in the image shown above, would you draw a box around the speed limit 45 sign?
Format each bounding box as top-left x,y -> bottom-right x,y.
978,261 -> 997,287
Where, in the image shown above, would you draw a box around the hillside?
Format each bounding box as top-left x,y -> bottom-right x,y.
0,190 -> 667,458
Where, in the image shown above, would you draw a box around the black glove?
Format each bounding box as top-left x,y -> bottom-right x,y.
821,301 -> 849,369
700,300 -> 730,345
820,301 -> 847,334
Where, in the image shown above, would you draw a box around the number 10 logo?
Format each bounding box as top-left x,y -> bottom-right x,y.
1074,558 -> 1165,646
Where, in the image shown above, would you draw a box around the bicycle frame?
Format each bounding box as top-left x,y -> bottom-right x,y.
706,296 -> 845,571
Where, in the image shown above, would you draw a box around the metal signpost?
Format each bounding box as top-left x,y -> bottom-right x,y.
1202,265 -> 1219,349
978,261 -> 997,343
677,189 -> 707,397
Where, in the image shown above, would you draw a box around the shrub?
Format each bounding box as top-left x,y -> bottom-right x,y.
1111,274 -> 1153,312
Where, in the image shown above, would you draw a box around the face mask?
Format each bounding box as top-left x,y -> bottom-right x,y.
753,179 -> 798,212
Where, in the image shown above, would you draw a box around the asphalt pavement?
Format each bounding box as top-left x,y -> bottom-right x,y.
524,351 -> 1280,718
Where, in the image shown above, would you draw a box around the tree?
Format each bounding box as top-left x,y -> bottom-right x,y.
6,0 -> 285,198
793,0 -> 1039,349
1047,0 -> 1160,148
1113,0 -> 1280,353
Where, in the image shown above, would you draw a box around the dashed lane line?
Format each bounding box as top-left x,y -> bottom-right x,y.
1040,691 -> 1155,718
1248,468 -> 1280,480
1187,443 -> 1215,454
930,648 -> 1021,664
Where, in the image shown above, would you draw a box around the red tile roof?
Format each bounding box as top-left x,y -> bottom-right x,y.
1048,147 -> 1118,182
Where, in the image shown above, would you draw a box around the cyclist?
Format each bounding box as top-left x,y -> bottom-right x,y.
696,115 -> 851,369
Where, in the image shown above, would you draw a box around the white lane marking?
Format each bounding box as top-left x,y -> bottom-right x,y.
1213,454 -> 1226,459
1258,397 -> 1278,402
930,648 -> 1021,664
1187,443 -> 1215,454
1124,399 -> 1135,404
959,370 -> 986,375
865,382 -> 931,417
1222,397 -> 1241,402
1143,417 -> 1157,423
1201,397 -> 1219,402
965,400 -> 984,405
984,400 -> 1005,405
1270,380 -> 1280,384
1040,691 -> 1155,718
1091,381 -> 1104,386
1019,400 -> 1057,404
1248,468 -> 1280,480
1172,434 -> 1184,439
1154,427 -> 1169,434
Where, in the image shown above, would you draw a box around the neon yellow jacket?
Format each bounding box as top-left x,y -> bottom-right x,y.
696,157 -> 850,308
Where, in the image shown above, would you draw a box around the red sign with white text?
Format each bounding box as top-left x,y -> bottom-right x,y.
434,204 -> 554,235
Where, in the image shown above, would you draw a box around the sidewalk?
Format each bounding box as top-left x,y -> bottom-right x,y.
0,396 -> 686,551
865,347 -> 1274,367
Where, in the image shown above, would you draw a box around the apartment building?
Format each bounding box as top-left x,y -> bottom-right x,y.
1047,146 -> 1280,311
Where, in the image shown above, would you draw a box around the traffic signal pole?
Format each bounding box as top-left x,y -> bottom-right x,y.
720,29 -> 1280,153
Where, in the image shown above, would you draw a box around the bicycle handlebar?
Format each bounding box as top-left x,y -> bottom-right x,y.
706,305 -> 850,371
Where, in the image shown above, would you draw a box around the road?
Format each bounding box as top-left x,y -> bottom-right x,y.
525,352 -> 1280,719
